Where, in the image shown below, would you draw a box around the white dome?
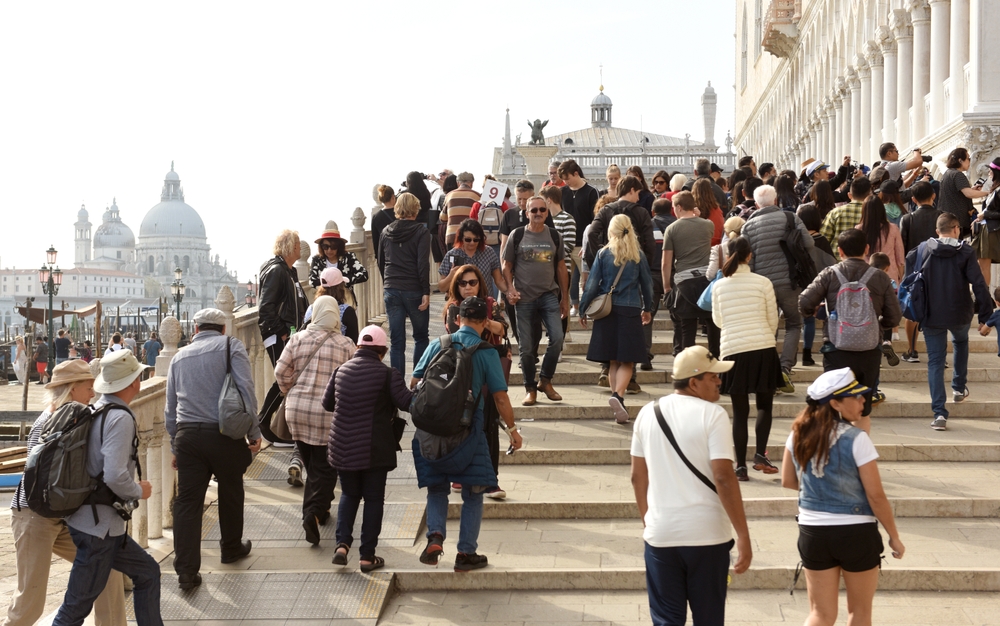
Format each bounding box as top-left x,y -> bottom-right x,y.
93,201 -> 135,248
591,91 -> 612,106
77,204 -> 88,220
140,200 -> 206,238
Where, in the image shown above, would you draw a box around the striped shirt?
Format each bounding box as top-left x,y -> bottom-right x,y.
552,210 -> 577,270
442,188 -> 481,246
10,412 -> 48,510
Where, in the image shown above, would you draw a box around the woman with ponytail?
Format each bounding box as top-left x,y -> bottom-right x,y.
711,236 -> 782,480
372,184 -> 397,264
781,368 -> 904,626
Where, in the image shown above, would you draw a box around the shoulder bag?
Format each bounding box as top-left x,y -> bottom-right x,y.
219,337 -> 256,440
269,330 -> 334,443
583,251 -> 627,320
652,400 -> 717,493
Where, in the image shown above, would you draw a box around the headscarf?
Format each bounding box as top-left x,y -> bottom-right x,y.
310,295 -> 342,333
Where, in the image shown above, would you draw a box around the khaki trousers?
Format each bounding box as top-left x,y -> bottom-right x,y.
3,508 -> 126,626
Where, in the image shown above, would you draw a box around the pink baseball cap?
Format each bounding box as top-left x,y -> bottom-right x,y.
320,267 -> 345,287
358,325 -> 387,347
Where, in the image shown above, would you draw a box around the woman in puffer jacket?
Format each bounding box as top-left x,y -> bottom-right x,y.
711,236 -> 782,481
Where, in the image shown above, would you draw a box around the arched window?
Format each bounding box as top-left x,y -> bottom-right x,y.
741,7 -> 749,90
148,256 -> 155,274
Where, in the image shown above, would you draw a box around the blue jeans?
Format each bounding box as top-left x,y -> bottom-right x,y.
425,482 -> 483,554
53,528 -> 162,626
644,540 -> 733,626
925,324 -> 969,419
515,291 -> 564,390
384,288 -> 430,375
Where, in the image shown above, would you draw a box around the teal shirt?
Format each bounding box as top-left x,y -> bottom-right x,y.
412,326 -> 508,411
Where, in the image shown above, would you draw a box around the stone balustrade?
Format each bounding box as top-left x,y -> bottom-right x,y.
126,376 -> 172,548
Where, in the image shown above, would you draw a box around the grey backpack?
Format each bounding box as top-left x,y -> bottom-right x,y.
218,336 -> 255,440
829,266 -> 881,351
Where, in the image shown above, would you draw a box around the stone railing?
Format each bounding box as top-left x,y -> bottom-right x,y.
128,376 -> 172,548
762,0 -> 801,58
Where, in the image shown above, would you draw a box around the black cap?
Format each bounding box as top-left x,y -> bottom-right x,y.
710,163 -> 723,173
458,297 -> 488,320
878,179 -> 900,195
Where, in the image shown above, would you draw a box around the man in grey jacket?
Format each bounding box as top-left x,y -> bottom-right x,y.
52,350 -> 160,626
740,185 -> 814,392
166,308 -> 260,590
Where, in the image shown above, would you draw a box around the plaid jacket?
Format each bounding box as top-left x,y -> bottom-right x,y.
275,327 -> 356,445
820,201 -> 863,246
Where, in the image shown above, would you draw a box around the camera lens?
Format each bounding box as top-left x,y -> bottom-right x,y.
922,155 -> 933,162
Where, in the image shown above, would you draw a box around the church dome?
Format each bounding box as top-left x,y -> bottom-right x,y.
77,204 -> 88,220
591,90 -> 612,106
139,164 -> 207,239
93,199 -> 135,249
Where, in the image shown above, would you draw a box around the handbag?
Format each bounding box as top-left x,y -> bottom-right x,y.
583,253 -> 627,320
384,366 -> 408,450
653,401 -> 717,494
263,330 -> 335,444
218,337 -> 256,440
697,270 -> 724,311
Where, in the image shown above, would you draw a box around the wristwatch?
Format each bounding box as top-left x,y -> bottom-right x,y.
502,422 -> 519,434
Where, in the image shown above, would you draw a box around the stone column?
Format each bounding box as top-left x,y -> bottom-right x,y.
155,317 -> 181,377
822,100 -> 834,162
928,0 -> 951,128
879,26 -> 898,144
908,0 -> 932,143
949,0 -> 970,117
146,427 -> 163,539
132,435 -> 149,548
892,10 -> 914,150
857,56 -> 873,163
866,42 -> 885,161
833,89 -> 845,161
848,69 -> 862,160
161,429 -> 174,528
517,145 -> 559,190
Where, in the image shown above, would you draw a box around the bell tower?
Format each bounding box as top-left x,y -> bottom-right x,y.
74,204 -> 92,267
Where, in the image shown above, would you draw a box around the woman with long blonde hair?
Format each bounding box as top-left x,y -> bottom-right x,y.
579,214 -> 654,423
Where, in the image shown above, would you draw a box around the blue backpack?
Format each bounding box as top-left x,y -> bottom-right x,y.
898,242 -> 930,323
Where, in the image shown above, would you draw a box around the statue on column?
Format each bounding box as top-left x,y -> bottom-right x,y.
527,119 -> 549,145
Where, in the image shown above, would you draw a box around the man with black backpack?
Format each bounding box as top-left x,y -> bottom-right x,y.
51,349 -> 161,626
410,297 -> 522,572
799,229 -> 901,423
741,184 -> 815,393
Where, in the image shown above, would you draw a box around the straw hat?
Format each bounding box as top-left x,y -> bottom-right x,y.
45,359 -> 95,389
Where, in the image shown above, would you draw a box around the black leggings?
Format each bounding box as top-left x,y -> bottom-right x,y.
730,391 -> 774,467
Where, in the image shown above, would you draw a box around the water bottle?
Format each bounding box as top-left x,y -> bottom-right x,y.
459,390 -> 474,429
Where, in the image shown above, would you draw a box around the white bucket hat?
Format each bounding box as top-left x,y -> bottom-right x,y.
93,349 -> 151,394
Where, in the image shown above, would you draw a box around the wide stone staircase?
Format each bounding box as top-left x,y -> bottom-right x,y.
128,308 -> 1000,625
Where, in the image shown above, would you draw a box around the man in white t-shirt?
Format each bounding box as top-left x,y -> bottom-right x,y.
631,346 -> 752,626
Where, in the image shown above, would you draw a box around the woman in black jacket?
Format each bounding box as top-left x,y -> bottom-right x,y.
308,222 -> 369,305
973,157 -> 1000,285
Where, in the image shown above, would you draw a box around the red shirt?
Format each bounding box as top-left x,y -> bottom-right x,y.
707,207 -> 724,246
543,180 -> 566,187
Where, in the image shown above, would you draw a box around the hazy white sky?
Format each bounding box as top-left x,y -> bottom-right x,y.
0,1 -> 735,284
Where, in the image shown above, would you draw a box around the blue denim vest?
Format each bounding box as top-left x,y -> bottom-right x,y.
793,423 -> 874,516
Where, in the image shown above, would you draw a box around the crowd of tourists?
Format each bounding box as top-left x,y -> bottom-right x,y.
5,149 -> 998,626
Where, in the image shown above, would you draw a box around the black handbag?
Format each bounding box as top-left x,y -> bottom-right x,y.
384,366 -> 407,450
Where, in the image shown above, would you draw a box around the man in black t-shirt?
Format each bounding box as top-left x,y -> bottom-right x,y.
54,329 -> 71,365
557,160 -> 599,310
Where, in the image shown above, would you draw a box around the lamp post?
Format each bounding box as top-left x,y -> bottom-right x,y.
38,245 -> 62,381
245,280 -> 255,308
170,268 -> 185,320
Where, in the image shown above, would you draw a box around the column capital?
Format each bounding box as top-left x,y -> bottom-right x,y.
890,9 -> 913,39
846,67 -> 861,90
927,0 -> 951,5
856,54 -> 872,80
906,0 -> 931,23
823,96 -> 835,115
876,26 -> 896,55
865,40 -> 885,67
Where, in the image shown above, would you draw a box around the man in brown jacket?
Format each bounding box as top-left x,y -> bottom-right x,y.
799,229 -> 902,421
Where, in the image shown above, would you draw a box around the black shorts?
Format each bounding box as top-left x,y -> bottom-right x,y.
797,522 -> 884,572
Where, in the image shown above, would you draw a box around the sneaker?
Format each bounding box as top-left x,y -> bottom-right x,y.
778,370 -> 795,394
451,482 -> 462,493
287,463 -> 304,487
735,466 -> 749,481
871,391 -> 886,405
881,341 -> 900,366
485,487 -> 506,500
609,393 -> 629,424
930,416 -> 948,431
892,331 -> 900,341
640,361 -> 653,371
597,374 -> 610,387
752,453 -> 778,474
904,351 -> 920,363
570,306 -> 578,317
953,387 -> 969,403
419,533 -> 445,565
626,380 -> 641,394
801,349 -> 815,367
454,552 -> 489,572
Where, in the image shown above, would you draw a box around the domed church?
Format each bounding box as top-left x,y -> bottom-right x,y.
74,162 -> 238,311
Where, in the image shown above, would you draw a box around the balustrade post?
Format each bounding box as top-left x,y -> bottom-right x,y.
161,428 -> 174,528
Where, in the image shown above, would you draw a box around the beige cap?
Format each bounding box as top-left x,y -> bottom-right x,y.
671,346 -> 734,380
93,349 -> 150,394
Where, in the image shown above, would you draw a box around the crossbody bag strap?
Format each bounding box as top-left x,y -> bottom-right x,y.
607,253 -> 628,294
289,330 -> 335,389
652,400 -> 717,494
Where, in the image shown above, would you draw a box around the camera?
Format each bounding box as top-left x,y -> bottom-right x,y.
922,155 -> 934,163
113,499 -> 140,521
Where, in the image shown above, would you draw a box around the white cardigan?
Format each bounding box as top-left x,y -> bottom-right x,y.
711,264 -> 779,359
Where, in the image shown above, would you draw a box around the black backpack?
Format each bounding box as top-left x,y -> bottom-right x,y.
778,212 -> 818,289
411,334 -> 493,437
23,402 -> 141,522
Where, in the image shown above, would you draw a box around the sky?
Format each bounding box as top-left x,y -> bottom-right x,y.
0,1 -> 736,286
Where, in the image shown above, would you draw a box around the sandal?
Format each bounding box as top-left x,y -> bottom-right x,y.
360,555 -> 385,573
331,543 -> 350,566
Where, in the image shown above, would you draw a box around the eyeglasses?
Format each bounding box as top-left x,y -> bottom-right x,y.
463,237 -> 481,243
458,279 -> 479,287
529,207 -> 547,214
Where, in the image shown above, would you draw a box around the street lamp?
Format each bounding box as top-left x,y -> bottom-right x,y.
245,280 -> 255,308
170,268 -> 185,319
38,246 -> 61,381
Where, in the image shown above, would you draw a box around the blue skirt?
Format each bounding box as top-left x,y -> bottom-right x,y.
586,305 -> 647,364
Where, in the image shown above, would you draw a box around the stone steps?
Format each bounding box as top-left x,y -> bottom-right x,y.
548,335 -> 998,355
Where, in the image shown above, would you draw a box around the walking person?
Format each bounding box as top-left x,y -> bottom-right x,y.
324,326 -> 415,571
712,236 -> 783,480
437,219 -> 507,298
972,157 -> 1000,286
33,336 -> 49,384
52,350 -> 160,626
781,368 -> 905,626
304,267 -> 360,343
579,214 -> 654,423
898,181 -> 942,362
906,213 -> 994,431
4,360 -> 126,626
276,296 -> 356,544
937,147 -> 990,239
54,329 -> 71,365
631,346 -> 752,626
378,192 -> 431,375
661,191 -> 715,355
166,309 -> 261,590
13,335 -> 28,385
857,196 -> 905,284
411,297 -> 523,572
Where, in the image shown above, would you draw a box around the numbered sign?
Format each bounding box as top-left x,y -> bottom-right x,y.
481,180 -> 508,205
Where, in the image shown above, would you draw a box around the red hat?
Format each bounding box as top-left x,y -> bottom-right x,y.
314,220 -> 345,244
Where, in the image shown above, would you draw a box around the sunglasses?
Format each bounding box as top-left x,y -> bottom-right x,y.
321,243 -> 337,250
653,179 -> 666,184
458,279 -> 479,287
529,207 -> 547,214
463,237 -> 481,243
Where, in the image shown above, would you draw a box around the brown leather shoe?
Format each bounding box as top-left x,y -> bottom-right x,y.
538,378 -> 562,401
522,390 -> 537,406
